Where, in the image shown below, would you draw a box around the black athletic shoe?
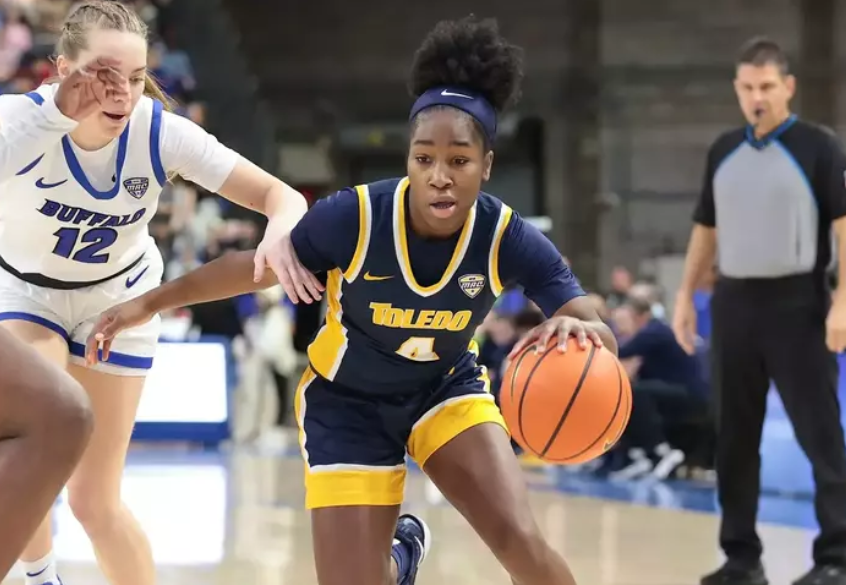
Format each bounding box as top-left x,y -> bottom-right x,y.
793,565 -> 846,585
701,562 -> 768,585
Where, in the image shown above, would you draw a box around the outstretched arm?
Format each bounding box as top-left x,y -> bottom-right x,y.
85,189 -> 362,364
83,250 -> 278,364
158,112 -> 318,300
143,249 -> 277,313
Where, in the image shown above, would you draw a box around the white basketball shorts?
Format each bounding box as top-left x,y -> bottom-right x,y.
0,245 -> 164,376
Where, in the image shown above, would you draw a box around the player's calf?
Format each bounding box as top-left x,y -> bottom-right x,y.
482,510 -> 574,585
422,424 -> 577,585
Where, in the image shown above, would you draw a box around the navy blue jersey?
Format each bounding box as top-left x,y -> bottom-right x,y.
290,176 -> 584,395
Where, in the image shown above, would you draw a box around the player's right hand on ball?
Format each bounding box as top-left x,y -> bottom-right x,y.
84,299 -> 154,365
510,316 -> 604,358
55,57 -> 130,121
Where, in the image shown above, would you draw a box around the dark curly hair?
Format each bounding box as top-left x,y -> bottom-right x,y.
408,16 -> 524,146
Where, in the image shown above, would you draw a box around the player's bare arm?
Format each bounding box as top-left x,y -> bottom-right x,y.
214,158 -> 323,302
84,248 -> 277,364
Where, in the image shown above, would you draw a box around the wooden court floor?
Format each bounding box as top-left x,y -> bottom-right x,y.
2,446 -> 817,585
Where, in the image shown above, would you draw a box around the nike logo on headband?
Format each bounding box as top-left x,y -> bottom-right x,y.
441,90 -> 474,99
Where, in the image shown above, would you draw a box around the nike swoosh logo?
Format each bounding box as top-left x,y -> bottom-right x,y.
35,178 -> 68,189
25,567 -> 48,578
441,90 -> 474,99
126,266 -> 149,288
363,272 -> 393,281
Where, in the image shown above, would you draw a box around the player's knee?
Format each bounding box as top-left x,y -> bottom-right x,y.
68,486 -> 120,532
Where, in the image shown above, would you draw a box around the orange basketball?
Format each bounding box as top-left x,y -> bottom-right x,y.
500,336 -> 632,464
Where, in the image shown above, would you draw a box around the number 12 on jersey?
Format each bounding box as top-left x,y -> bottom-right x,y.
52,227 -> 118,264
396,336 -> 440,362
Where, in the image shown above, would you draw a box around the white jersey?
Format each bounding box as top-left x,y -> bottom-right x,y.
0,84 -> 238,284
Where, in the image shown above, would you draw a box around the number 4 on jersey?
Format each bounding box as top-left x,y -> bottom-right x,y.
396,336 -> 439,362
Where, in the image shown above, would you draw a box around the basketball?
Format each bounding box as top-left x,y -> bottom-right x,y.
500,336 -> 632,464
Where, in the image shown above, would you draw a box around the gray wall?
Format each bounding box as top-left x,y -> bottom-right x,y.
226,0 -> 840,285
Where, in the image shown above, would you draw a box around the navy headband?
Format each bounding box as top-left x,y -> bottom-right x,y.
409,86 -> 497,143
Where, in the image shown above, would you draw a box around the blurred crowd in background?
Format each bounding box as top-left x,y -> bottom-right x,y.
3,0 -> 720,486
475,264 -> 717,483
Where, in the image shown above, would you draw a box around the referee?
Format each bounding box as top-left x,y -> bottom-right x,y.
673,37 -> 846,585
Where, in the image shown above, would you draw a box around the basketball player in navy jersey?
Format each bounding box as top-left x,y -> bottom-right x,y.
0,333 -> 93,580
84,17 -> 616,585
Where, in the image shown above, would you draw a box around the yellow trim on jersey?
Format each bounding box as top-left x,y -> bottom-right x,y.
306,269 -> 347,380
293,366 -> 317,468
489,204 -> 514,297
407,390 -> 505,468
294,367 -> 407,509
342,185 -> 372,282
393,176 -> 477,297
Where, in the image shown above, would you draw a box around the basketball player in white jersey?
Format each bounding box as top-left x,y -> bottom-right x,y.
0,2 -> 321,585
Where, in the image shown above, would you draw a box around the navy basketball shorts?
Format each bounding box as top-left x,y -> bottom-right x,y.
293,351 -> 508,509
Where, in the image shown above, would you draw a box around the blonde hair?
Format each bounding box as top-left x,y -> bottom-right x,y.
58,0 -> 174,110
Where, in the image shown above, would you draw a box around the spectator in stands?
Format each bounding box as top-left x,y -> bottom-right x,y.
254,284 -> 297,432
186,101 -> 205,126
28,54 -> 51,84
157,30 -> 194,91
148,40 -> 193,101
609,296 -> 708,481
0,5 -> 32,81
3,66 -> 35,93
478,310 -> 517,394
606,265 -> 633,309
128,0 -> 159,37
164,237 -> 201,282
150,178 -> 197,263
513,307 -> 544,339
189,228 -> 258,340
492,285 -> 529,316
477,306 -> 544,403
30,0 -> 70,47
629,280 -> 667,319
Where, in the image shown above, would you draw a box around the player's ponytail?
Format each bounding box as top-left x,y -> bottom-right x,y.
143,74 -> 174,112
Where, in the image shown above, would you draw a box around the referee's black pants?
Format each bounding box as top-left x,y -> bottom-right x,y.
712,274 -> 846,567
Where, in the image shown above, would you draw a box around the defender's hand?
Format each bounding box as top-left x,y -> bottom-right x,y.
84,298 -> 154,365
509,316 -> 604,358
253,222 -> 324,305
55,57 -> 130,121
